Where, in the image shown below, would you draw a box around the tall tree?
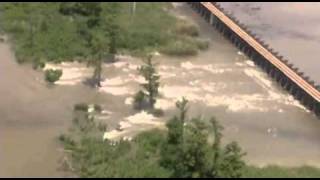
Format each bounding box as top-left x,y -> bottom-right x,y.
59,2 -> 106,87
138,54 -> 160,109
160,98 -> 247,178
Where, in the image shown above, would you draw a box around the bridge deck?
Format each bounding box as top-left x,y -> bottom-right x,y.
201,2 -> 320,102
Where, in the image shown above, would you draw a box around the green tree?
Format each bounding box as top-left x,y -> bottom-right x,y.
137,54 -> 160,109
160,98 -> 246,178
159,97 -> 188,177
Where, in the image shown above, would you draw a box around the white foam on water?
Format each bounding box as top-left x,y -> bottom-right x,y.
237,51 -> 244,56
101,110 -> 113,115
99,86 -> 133,96
128,64 -> 138,70
235,62 -> 245,67
102,77 -> 128,86
181,61 -> 232,74
245,60 -> 255,67
155,98 -> 175,110
244,68 -> 273,89
119,121 -> 132,130
158,71 -> 177,79
125,97 -> 133,105
113,61 -> 128,68
103,130 -> 127,140
159,85 -> 202,101
125,111 -> 163,126
204,93 -> 267,112
243,67 -> 309,112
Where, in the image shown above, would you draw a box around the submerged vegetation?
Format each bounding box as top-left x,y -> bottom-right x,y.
44,69 -> 62,84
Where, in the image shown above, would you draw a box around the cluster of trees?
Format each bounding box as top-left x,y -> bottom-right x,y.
60,98 -> 246,178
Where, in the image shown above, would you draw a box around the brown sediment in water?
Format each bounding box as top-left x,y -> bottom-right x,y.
2,3 -> 320,177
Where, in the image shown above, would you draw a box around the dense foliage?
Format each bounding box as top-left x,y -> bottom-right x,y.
60,98 -> 246,178
44,69 -> 62,83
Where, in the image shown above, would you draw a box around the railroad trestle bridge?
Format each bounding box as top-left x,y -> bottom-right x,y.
188,2 -> 320,117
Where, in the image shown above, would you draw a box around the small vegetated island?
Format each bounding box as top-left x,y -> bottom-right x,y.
1,2 -> 320,178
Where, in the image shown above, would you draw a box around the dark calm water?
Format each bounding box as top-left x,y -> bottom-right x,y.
218,2 -> 320,85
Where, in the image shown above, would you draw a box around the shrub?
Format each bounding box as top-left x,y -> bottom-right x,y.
58,134 -> 76,150
33,58 -> 46,70
93,104 -> 102,113
74,103 -> 89,112
174,21 -> 199,37
195,39 -> 209,50
133,90 -> 148,110
160,41 -> 198,56
45,69 -> 62,83
97,122 -> 107,132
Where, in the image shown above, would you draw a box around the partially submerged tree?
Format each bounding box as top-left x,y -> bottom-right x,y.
134,54 -> 160,110
59,2 -> 120,87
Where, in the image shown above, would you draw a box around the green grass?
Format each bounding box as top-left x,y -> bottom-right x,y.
243,165 -> 320,178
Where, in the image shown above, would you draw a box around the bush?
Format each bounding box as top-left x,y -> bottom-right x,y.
174,21 -> 199,37
97,122 -> 107,132
45,69 -> 62,83
180,36 -> 209,51
133,90 -> 148,110
195,39 -> 209,50
33,58 -> 46,70
58,134 -> 76,150
93,104 -> 102,113
74,103 -> 89,112
160,41 -> 198,56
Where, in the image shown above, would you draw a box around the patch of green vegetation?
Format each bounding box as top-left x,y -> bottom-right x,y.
160,40 -> 198,56
243,165 -> 320,178
74,103 -> 89,112
174,20 -> 200,37
133,90 -> 147,110
60,98 -> 247,178
1,2 -> 209,66
44,69 -> 62,83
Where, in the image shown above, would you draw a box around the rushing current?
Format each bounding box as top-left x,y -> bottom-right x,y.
218,2 -> 320,85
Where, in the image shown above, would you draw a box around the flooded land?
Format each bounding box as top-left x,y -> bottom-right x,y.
1,2 -> 320,177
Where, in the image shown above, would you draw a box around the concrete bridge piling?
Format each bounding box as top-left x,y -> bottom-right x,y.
188,2 -> 320,117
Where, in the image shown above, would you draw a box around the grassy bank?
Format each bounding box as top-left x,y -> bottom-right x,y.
0,2 -> 208,65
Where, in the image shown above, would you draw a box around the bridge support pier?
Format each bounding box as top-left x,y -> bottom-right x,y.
316,103 -> 320,116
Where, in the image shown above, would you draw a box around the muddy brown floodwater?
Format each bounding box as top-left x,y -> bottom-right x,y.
1,2 -> 320,177
218,2 -> 320,85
